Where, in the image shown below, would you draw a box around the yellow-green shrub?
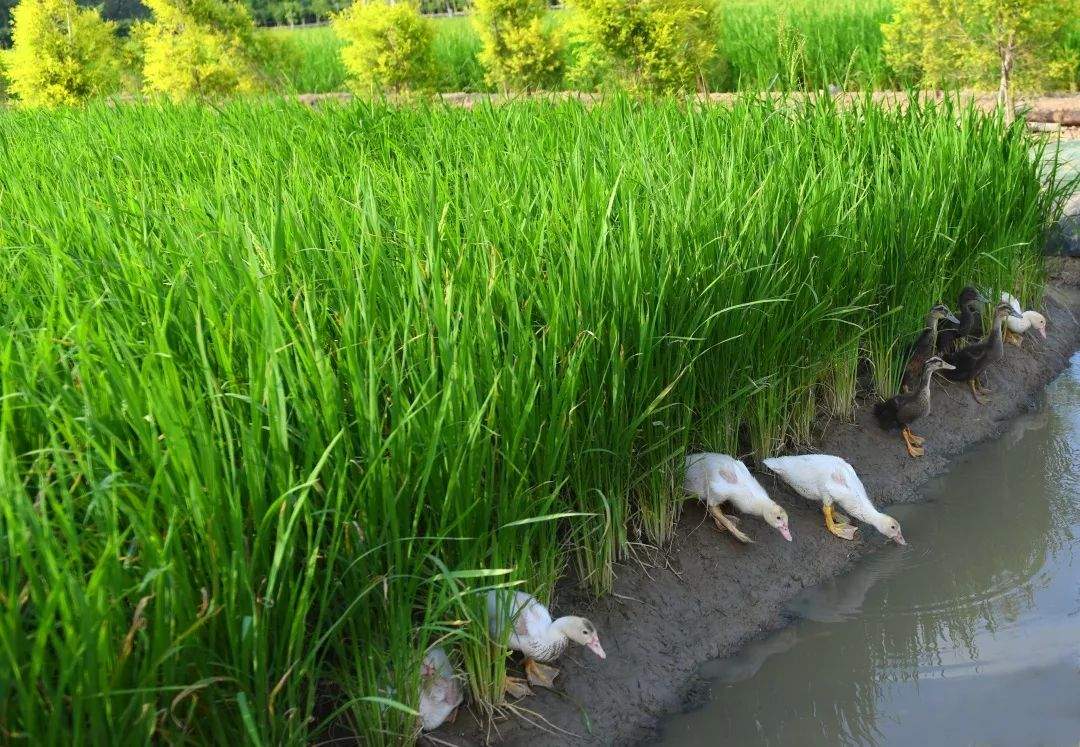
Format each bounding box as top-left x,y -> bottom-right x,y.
570,0 -> 719,93
4,0 -> 121,107
883,0 -> 1077,110
473,0 -> 562,91
138,0 -> 262,100
332,0 -> 434,94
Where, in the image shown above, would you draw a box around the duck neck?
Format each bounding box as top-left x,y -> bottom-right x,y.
987,315 -> 1006,348
915,365 -> 936,393
923,314 -> 941,345
544,617 -> 574,646
844,500 -> 887,528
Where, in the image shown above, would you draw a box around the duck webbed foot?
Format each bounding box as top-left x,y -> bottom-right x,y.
823,504 -> 858,540
708,505 -> 753,544
524,659 -> 560,690
504,675 -> 533,699
901,426 -> 925,457
968,378 -> 989,405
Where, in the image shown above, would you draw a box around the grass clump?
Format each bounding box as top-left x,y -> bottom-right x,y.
0,96 -> 1068,744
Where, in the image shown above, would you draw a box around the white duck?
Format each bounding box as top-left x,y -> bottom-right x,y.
763,454 -> 905,545
418,646 -> 463,731
684,453 -> 792,543
1001,291 -> 1047,348
486,589 -> 605,697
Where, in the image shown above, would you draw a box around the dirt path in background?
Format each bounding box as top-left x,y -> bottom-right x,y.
431,257 -> 1080,746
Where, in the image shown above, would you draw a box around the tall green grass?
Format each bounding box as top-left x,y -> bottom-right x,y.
710,0 -> 897,90
0,96 -> 1068,744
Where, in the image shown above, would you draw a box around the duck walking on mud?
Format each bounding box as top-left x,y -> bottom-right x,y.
942,301 -> 1023,404
875,356 -> 955,457
764,454 -> 905,545
486,589 -> 606,698
684,453 -> 792,543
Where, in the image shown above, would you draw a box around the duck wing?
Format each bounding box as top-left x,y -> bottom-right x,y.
487,589 -> 551,647
1001,291 -> 1022,316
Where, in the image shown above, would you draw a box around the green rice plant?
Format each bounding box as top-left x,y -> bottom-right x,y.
0,95 -> 1070,746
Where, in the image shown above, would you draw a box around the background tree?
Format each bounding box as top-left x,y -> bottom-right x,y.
137,0 -> 262,99
4,0 -> 121,105
883,0 -> 1078,119
472,0 -> 561,91
569,0 -> 720,94
332,0 -> 434,94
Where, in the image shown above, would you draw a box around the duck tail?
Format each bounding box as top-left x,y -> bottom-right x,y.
873,398 -> 899,430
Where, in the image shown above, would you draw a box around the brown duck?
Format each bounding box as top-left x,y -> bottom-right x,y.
942,302 -> 1023,404
901,304 -> 959,393
935,286 -> 988,354
875,356 -> 955,457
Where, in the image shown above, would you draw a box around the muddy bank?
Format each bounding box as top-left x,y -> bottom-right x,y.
435,258 -> 1080,746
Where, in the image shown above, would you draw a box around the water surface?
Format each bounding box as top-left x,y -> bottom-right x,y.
658,354 -> 1080,746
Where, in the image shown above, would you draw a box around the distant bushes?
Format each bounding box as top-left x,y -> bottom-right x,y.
883,0 -> 1078,113
473,0 -> 562,91
333,0 -> 434,94
5,0 -> 121,106
570,0 -> 719,92
135,0 -> 263,99
2,0 -> 1078,105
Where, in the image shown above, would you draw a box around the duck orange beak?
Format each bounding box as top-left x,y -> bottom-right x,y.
587,636 -> 606,659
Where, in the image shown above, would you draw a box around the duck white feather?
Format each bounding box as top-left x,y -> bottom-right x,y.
684,453 -> 792,541
1001,292 -> 1046,339
763,454 -> 905,544
485,589 -> 606,664
418,646 -> 462,731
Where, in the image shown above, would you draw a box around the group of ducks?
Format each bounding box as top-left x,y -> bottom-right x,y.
874,288 -> 1046,457
417,287 -> 1049,732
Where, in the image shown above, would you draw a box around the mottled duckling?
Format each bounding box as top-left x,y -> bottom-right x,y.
875,356 -> 955,457
486,589 -> 605,697
942,302 -> 1022,404
901,305 -> 959,392
684,453 -> 792,543
1001,292 -> 1047,349
936,286 -> 988,354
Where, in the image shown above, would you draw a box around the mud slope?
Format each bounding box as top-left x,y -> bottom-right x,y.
437,259 -> 1080,747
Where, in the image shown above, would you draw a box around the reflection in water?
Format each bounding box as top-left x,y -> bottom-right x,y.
659,354 -> 1080,747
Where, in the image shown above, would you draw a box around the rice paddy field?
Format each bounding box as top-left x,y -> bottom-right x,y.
264,0 -> 1080,95
0,93 -> 1071,743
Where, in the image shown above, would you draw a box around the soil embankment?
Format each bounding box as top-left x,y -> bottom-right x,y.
437,257 -> 1080,746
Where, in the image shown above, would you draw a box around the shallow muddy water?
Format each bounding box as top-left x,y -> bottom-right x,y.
658,353 -> 1080,747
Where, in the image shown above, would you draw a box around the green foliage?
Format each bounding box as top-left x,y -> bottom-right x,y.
4,0 -> 121,106
570,0 -> 719,93
137,0 -> 262,99
332,0 -> 434,94
883,0 -> 1079,103
473,0 -> 562,91
0,96 -> 1067,742
713,0 -> 896,91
